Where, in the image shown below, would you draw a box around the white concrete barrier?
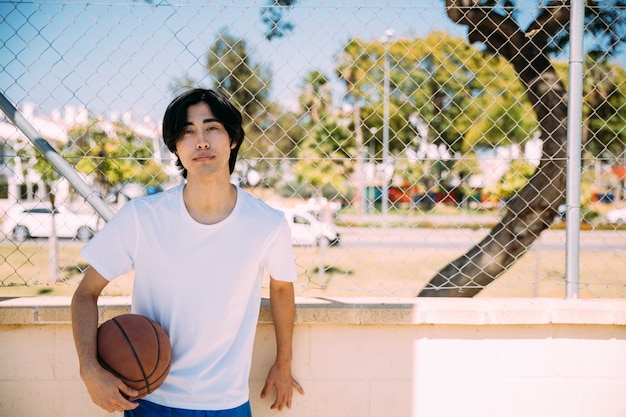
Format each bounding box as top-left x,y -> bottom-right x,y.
1,297 -> 625,417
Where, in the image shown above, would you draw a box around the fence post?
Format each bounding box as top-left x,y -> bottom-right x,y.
0,92 -> 115,222
565,0 -> 585,299
381,28 -> 394,227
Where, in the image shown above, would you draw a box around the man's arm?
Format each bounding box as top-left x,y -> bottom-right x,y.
71,267 -> 138,412
260,277 -> 304,410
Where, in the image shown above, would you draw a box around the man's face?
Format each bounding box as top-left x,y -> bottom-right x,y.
175,102 -> 235,180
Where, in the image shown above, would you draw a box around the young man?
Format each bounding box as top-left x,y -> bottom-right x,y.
71,88 -> 303,416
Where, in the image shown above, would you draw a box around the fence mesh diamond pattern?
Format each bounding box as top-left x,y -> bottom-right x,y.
1,1 -> 625,298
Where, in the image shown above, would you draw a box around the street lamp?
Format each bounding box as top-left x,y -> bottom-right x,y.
381,29 -> 394,227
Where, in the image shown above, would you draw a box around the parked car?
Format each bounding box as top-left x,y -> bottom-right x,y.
605,206 -> 626,225
1,202 -> 100,241
282,208 -> 340,247
296,197 -> 343,219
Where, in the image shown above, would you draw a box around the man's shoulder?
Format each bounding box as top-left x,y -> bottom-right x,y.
134,184 -> 182,206
117,184 -> 182,219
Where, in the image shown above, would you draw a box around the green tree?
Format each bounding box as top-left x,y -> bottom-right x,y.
582,56 -> 626,159
488,160 -> 537,201
450,150 -> 482,208
260,0 -> 297,41
298,70 -> 332,123
65,118 -> 166,199
293,117 -> 356,200
337,41 -> 371,213
207,29 -> 274,159
292,70 -> 356,200
338,32 -> 535,157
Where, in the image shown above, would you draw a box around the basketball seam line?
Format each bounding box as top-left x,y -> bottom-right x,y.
111,316 -> 152,393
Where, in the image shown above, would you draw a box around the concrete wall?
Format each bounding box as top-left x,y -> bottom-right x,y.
1,296 -> 625,417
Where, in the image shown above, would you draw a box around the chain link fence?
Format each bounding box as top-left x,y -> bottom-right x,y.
1,1 -> 625,298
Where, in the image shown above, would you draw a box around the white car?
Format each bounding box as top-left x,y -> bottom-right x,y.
1,202 -> 100,241
296,197 -> 342,218
605,207 -> 626,225
282,208 -> 340,247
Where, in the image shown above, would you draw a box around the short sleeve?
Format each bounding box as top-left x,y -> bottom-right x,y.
262,216 -> 297,282
80,202 -> 138,281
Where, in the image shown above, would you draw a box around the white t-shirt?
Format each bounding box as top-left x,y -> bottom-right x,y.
81,184 -> 297,410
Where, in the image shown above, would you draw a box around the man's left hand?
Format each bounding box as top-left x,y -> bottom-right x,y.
260,363 -> 304,411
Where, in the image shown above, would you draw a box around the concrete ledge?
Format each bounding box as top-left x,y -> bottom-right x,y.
2,296 -> 625,326
291,297 -> 626,325
0,296 -> 131,324
2,296 -> 625,417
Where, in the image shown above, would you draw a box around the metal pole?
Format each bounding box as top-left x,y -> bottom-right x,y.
381,29 -> 394,227
565,0 -> 584,299
0,92 -> 115,222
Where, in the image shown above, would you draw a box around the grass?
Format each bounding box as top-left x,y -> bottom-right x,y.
289,244 -> 626,299
1,216 -> 625,299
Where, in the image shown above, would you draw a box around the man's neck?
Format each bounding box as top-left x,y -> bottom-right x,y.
182,177 -> 237,225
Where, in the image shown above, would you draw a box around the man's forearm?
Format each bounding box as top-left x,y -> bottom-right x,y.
71,267 -> 110,373
71,289 -> 101,373
269,279 -> 296,364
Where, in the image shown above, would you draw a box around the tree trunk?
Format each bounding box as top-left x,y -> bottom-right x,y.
419,2 -> 570,297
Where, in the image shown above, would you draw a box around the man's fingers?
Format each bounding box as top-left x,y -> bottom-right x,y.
274,389 -> 294,411
260,381 -> 272,399
292,378 -> 305,395
271,394 -> 286,410
263,375 -> 303,410
118,382 -> 139,400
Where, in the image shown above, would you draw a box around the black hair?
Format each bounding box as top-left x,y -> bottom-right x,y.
162,88 -> 245,178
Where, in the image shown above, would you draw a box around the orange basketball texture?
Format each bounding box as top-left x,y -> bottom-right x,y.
97,314 -> 172,400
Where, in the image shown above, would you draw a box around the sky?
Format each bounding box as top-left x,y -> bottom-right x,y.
0,0 -> 464,123
0,1 -> 624,126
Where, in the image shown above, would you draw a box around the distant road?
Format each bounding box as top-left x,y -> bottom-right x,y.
339,227 -> 626,252
2,225 -> 625,253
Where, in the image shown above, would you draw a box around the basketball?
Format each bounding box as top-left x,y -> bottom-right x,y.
97,313 -> 172,400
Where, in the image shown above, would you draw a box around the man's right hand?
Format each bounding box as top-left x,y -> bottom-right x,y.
81,364 -> 139,412
72,268 -> 139,412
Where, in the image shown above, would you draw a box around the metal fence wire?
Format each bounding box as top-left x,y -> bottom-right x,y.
1,1 -> 625,298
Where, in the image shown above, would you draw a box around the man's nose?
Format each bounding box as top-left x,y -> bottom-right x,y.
196,133 -> 210,149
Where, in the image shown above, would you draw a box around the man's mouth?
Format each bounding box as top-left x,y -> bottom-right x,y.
194,153 -> 214,161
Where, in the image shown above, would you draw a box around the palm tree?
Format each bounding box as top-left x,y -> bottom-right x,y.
299,70 -> 332,123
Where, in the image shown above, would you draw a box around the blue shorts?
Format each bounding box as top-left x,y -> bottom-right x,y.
124,400 -> 252,417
